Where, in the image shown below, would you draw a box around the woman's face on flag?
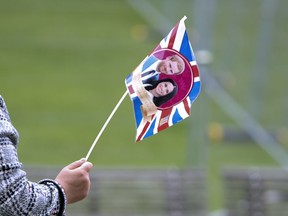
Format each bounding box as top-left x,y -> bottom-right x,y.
157,58 -> 180,75
155,82 -> 174,97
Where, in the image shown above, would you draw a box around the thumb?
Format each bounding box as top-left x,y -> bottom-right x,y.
80,161 -> 93,172
66,159 -> 86,170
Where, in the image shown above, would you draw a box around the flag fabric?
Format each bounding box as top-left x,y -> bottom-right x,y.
125,16 -> 201,142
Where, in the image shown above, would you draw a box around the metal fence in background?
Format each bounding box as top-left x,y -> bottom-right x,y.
25,166 -> 207,216
223,167 -> 288,216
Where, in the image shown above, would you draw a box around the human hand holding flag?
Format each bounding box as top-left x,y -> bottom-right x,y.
86,16 -> 200,159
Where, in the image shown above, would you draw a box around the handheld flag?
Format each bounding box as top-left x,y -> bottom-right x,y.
125,16 -> 201,142
85,16 -> 201,160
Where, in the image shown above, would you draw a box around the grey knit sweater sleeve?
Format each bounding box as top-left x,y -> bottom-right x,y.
0,96 -> 66,216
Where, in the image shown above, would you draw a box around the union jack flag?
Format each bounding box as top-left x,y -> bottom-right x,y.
125,16 -> 201,142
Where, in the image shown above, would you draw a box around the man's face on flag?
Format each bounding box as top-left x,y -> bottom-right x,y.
156,55 -> 183,75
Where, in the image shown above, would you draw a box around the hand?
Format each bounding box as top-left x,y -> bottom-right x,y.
55,159 -> 93,204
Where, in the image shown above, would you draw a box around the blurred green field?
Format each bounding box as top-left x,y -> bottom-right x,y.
1,0 -> 287,211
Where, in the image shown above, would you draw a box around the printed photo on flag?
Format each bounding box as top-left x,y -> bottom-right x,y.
125,16 -> 201,142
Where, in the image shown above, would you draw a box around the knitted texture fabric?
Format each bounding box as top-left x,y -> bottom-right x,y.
0,96 -> 66,216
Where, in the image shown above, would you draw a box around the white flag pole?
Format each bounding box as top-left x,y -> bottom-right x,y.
85,90 -> 128,160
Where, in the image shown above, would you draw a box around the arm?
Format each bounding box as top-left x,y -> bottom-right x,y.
0,96 -> 93,215
0,96 -> 66,216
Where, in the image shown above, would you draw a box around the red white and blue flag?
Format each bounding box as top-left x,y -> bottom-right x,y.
125,16 -> 201,142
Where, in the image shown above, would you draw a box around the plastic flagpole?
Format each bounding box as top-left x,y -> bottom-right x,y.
85,90 -> 128,160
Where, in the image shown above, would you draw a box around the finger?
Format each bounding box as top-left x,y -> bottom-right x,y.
80,162 -> 93,172
67,159 -> 86,170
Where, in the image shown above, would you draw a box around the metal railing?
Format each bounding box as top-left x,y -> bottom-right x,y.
223,167 -> 288,216
25,166 -> 207,216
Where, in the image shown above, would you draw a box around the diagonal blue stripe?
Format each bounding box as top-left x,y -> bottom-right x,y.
179,31 -> 195,62
172,108 -> 184,124
188,81 -> 201,103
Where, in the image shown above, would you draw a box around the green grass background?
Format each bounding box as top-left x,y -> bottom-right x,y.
1,0 -> 287,210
